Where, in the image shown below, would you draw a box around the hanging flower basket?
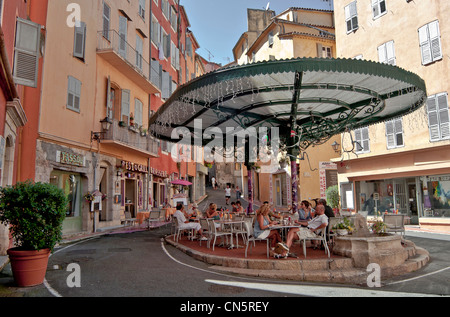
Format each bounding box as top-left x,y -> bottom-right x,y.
83,192 -> 95,203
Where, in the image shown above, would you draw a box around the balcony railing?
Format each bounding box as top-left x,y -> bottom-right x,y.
103,119 -> 159,157
97,30 -> 160,94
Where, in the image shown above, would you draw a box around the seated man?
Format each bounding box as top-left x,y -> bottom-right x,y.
284,204 -> 328,250
174,204 -> 206,240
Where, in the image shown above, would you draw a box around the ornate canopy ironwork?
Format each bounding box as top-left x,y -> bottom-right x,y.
149,57 -> 427,150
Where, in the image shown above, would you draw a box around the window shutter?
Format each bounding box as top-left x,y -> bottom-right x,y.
394,119 -> 404,146
121,89 -> 130,124
386,41 -> 396,65
150,59 -> 161,90
67,76 -> 81,112
106,76 -> 113,119
418,25 -> 431,65
73,21 -> 86,59
13,18 -> 41,87
437,93 -> 450,139
103,2 -> 110,40
135,98 -> 143,127
268,32 -> 274,47
345,1 -> 358,33
161,71 -> 170,99
362,127 -> 370,152
427,96 -> 440,141
385,121 -> 395,149
429,21 -> 442,62
354,129 -> 362,152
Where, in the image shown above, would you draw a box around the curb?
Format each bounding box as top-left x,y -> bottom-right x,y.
164,235 -> 430,285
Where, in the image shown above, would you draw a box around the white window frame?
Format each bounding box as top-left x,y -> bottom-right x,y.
378,40 -> 396,65
427,93 -> 450,142
67,76 -> 82,113
344,1 -> 358,34
418,20 -> 443,66
372,0 -> 387,19
354,127 -> 370,154
385,118 -> 404,149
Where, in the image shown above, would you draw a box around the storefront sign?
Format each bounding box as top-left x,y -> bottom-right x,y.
121,160 -> 149,173
57,151 -> 85,167
150,167 -> 168,178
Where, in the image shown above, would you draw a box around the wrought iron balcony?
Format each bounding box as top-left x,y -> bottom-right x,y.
102,119 -> 159,157
97,30 -> 160,94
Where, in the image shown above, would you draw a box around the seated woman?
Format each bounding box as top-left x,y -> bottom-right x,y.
206,203 -> 220,220
253,204 -> 282,249
298,200 -> 313,220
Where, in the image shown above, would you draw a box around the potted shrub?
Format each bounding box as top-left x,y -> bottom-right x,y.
0,181 -> 67,287
326,185 -> 340,213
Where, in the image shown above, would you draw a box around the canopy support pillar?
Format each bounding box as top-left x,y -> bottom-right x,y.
288,71 -> 303,214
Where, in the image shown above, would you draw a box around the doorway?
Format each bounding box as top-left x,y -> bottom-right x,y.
408,183 -> 419,225
125,179 -> 136,217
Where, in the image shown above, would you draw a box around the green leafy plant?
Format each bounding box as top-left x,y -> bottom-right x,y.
0,181 -> 67,251
326,185 -> 340,209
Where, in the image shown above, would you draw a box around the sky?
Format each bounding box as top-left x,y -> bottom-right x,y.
181,0 -> 333,65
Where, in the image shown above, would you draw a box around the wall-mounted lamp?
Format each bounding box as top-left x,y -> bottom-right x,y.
91,117 -> 112,143
331,141 -> 341,153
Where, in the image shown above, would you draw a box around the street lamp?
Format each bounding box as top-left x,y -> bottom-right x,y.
91,117 -> 112,143
331,141 -> 340,153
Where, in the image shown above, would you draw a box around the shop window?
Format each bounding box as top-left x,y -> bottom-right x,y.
50,171 -> 81,218
424,175 -> 450,218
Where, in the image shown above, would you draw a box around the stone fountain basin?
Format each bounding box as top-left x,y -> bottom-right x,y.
333,234 -> 408,269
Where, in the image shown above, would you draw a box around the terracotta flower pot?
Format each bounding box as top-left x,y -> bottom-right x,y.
7,248 -> 50,287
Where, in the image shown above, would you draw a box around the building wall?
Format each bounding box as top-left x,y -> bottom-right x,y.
231,7 -> 339,208
334,0 -> 450,229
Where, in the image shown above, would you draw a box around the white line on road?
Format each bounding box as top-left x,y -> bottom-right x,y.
205,279 -> 441,297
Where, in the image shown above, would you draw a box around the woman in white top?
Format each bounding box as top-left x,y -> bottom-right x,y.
225,185 -> 231,205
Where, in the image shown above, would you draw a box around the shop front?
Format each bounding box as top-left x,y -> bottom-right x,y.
149,167 -> 169,208
118,160 -> 150,225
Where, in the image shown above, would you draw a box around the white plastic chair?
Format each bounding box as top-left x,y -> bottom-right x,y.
147,210 -> 162,229
383,214 -> 405,237
300,228 -> 330,258
199,218 -> 211,247
208,219 -> 232,251
243,222 -> 269,258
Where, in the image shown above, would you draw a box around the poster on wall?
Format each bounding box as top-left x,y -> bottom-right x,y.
319,162 -> 337,199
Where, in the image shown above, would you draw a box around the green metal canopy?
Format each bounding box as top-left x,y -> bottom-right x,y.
149,57 -> 427,149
